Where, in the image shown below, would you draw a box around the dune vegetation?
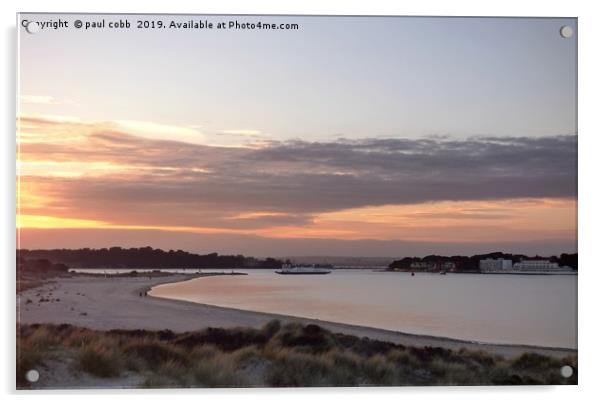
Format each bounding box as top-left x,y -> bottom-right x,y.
17,320 -> 577,389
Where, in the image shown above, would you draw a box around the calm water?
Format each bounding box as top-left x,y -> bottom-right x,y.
146,270 -> 576,348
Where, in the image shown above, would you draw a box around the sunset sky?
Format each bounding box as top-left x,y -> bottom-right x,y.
17,15 -> 577,257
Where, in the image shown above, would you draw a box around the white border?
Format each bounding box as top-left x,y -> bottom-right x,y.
3,1 -> 601,402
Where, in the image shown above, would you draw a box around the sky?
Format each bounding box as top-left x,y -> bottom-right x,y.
17,14 -> 577,257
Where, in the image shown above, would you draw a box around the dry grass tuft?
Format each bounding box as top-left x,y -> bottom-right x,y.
77,344 -> 121,378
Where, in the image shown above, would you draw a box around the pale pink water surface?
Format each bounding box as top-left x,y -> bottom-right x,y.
149,270 -> 577,348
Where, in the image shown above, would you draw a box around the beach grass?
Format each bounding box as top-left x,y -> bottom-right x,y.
17,320 -> 577,388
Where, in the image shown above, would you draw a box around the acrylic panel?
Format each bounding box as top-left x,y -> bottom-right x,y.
16,13 -> 577,389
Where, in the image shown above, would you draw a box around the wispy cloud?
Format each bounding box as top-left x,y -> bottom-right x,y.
113,120 -> 206,145
220,129 -> 262,136
17,114 -> 207,146
20,95 -> 60,105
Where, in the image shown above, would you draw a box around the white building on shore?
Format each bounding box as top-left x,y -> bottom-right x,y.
479,258 -> 513,272
512,260 -> 563,271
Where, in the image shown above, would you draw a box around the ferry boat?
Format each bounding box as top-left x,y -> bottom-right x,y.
275,264 -> 331,275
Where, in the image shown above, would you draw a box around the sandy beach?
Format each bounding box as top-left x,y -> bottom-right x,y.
17,274 -> 575,359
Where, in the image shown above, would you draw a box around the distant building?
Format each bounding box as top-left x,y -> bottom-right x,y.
513,260 -> 562,271
410,261 -> 456,272
479,258 -> 513,272
410,262 -> 433,270
442,261 -> 456,271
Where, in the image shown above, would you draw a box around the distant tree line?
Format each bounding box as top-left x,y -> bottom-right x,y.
17,257 -> 71,292
17,247 -> 283,269
17,257 -> 69,274
389,252 -> 578,272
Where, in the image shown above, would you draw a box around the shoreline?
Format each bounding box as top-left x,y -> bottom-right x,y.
18,273 -> 576,359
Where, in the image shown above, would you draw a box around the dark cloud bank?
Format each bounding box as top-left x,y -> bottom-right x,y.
26,133 -> 577,228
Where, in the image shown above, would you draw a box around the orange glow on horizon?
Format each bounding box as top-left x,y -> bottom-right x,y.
16,195 -> 577,243
17,214 -> 259,236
